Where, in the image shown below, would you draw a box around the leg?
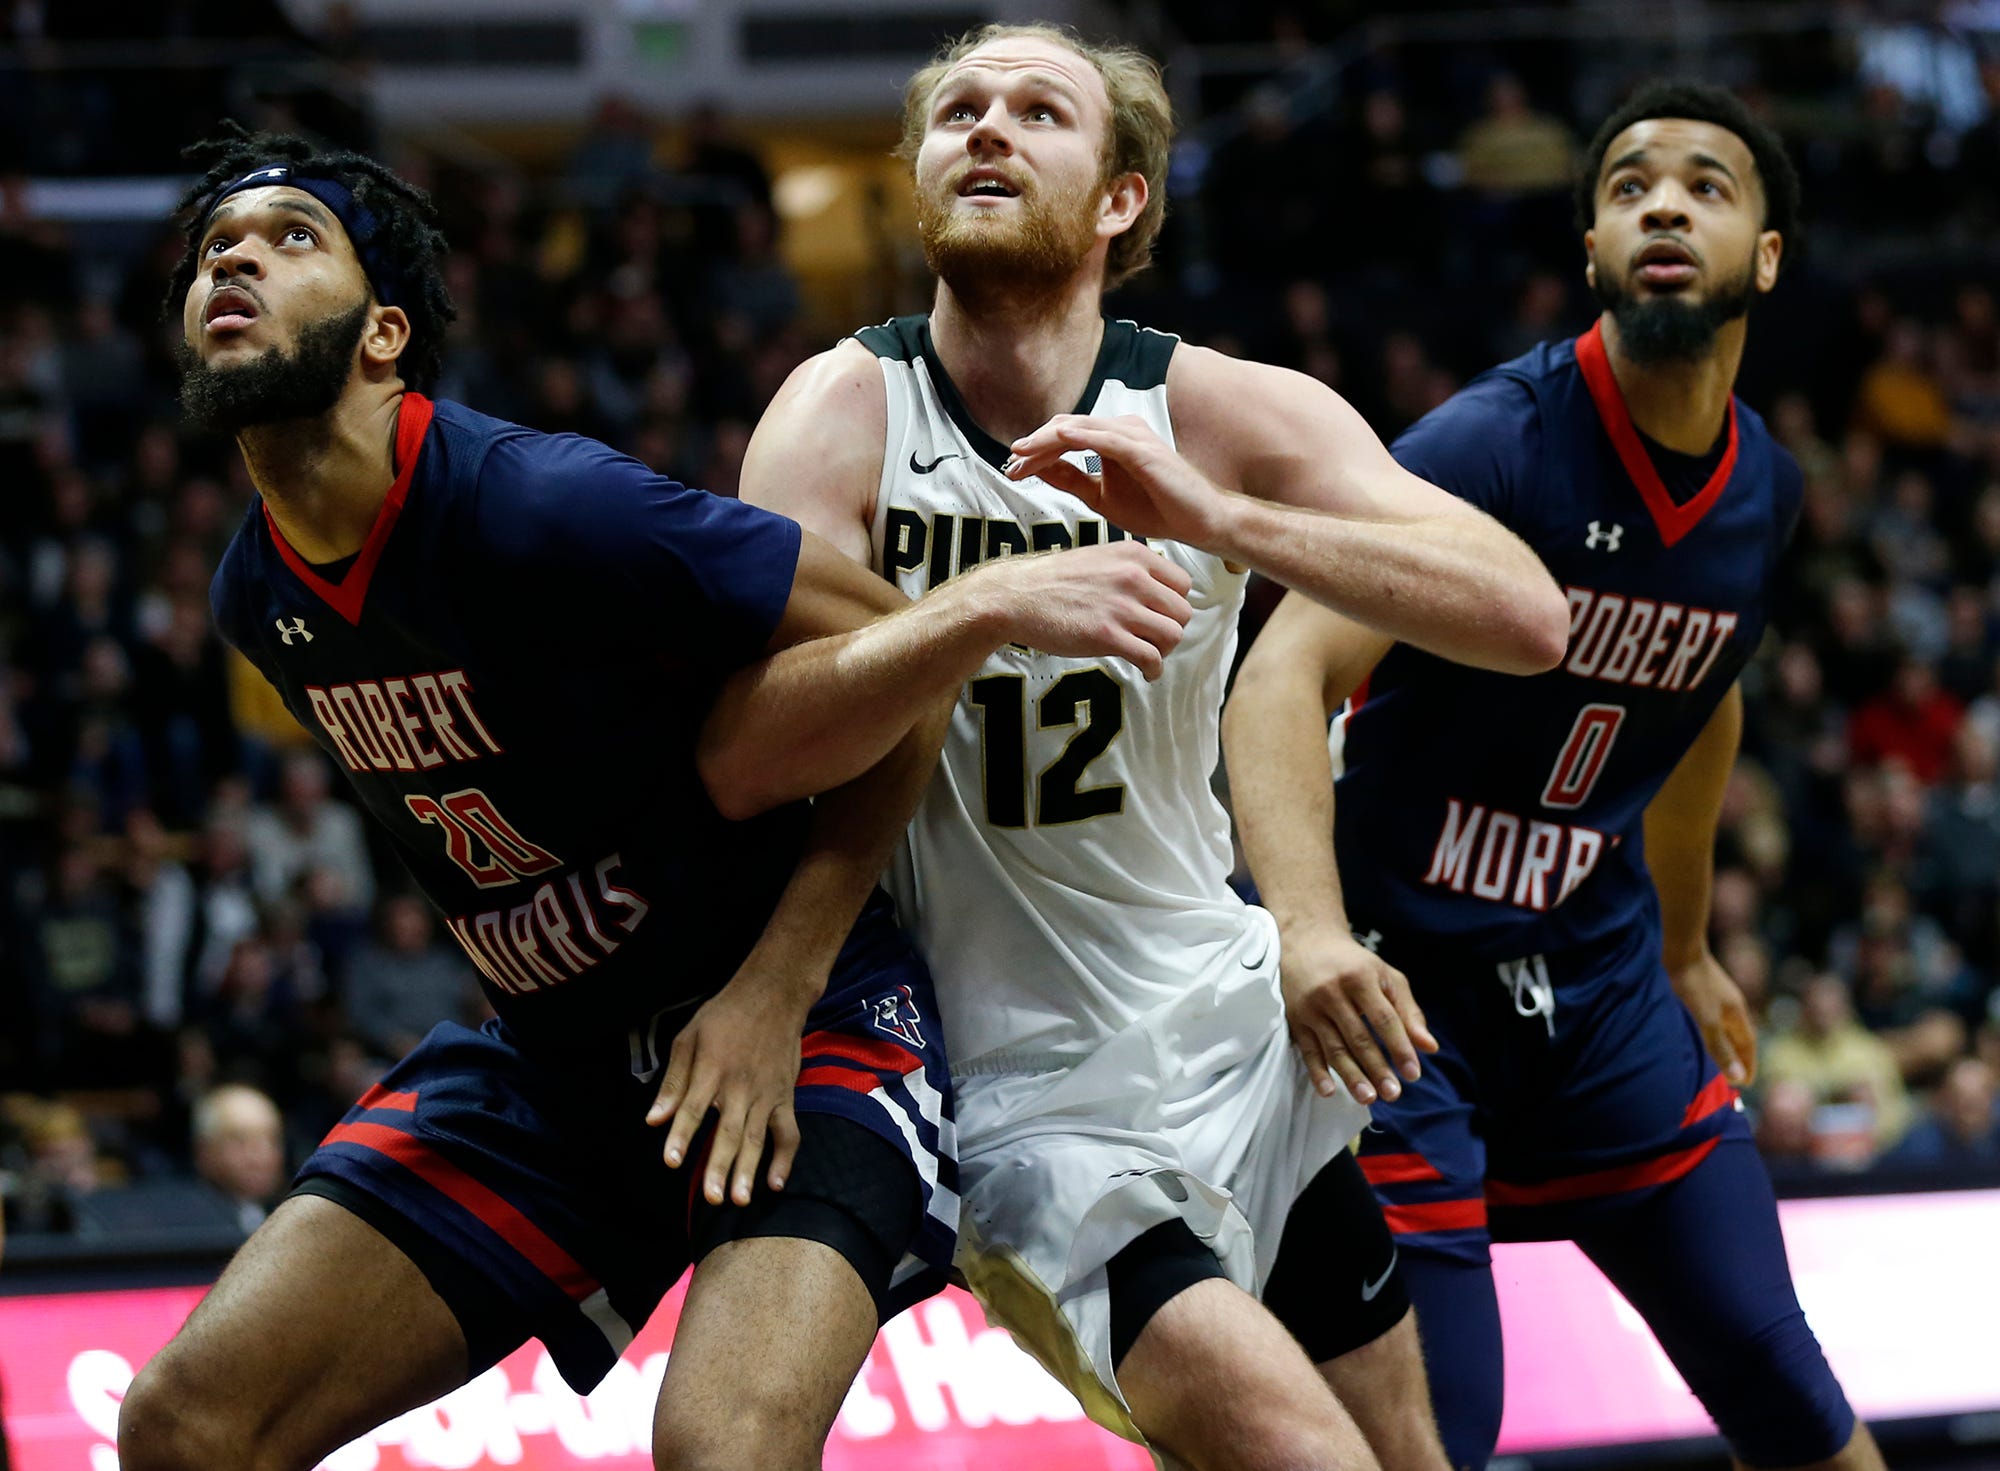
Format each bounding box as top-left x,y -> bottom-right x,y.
118,1195 -> 469,1471
1392,1254 -> 1505,1471
655,1112 -> 924,1471
1119,1275 -> 1380,1471
1264,1150 -> 1450,1471
1572,1138 -> 1880,1471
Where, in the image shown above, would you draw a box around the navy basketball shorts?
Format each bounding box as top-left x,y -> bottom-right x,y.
1356,920 -> 1853,1468
291,900 -> 957,1394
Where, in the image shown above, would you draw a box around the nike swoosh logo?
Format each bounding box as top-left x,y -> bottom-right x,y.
910,451 -> 964,475
1361,1247 -> 1398,1302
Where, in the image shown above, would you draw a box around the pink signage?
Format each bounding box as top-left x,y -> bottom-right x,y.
4,1190 -> 1996,1467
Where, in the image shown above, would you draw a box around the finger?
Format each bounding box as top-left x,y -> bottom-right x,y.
646,1033 -> 694,1128
705,1100 -> 747,1207
1141,556 -> 1195,600
1122,607 -> 1187,658
1704,1022 -> 1744,1088
1316,1025 -> 1377,1107
1384,970 -> 1439,1065
662,1065 -> 717,1168
1024,456 -> 1103,503
727,1104 -> 769,1208
766,1103 -> 801,1192
1291,1022 -> 1336,1099
1352,981 -> 1418,1091
1324,993 -> 1397,1102
1722,1003 -> 1757,1086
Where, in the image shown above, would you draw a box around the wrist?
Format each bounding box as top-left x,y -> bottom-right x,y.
936,564 -> 1021,650
1202,488 -> 1260,562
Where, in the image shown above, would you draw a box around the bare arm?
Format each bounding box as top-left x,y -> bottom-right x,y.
1223,591 -> 1434,1104
1007,348 -> 1569,675
1644,681 -> 1755,1084
699,344 -> 1192,818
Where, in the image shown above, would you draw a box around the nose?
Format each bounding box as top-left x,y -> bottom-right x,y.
966,98 -> 1014,158
1640,181 -> 1691,233
209,239 -> 263,280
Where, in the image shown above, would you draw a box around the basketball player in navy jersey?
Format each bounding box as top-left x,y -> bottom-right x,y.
118,129 -> 1196,1471
710,23 -> 1573,1471
1227,83 -> 1884,1471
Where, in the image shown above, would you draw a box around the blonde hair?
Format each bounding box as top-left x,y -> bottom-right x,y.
897,22 -> 1173,290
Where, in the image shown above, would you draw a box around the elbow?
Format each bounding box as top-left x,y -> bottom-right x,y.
697,737 -> 779,823
1517,585 -> 1572,673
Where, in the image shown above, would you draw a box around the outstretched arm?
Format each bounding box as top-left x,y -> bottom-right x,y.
1224,590 -> 1435,1105
1006,348 -> 1569,675
1645,681 -> 1755,1086
698,343 -> 1192,819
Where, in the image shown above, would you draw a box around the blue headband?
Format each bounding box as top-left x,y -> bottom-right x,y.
201,163 -> 402,308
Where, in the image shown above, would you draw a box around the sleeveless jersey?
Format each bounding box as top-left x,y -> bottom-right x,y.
210,394 -> 808,1047
856,315 -> 1269,1070
1332,323 -> 1803,963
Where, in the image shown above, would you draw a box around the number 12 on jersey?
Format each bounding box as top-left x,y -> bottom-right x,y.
970,669 -> 1126,827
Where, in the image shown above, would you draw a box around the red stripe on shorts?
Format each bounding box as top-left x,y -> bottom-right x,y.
1681,1073 -> 1739,1129
1359,1152 -> 1443,1186
1380,1198 -> 1487,1234
799,1029 -> 918,1075
797,1063 -> 884,1094
1485,1135 -> 1721,1209
322,1119 -> 599,1302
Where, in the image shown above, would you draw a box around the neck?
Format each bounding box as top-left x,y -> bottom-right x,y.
928,266 -> 1107,447
1598,312 -> 1745,455
242,384 -> 405,563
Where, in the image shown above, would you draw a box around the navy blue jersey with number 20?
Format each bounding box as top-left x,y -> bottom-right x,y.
1333,324 -> 1803,962
211,393 -> 807,1045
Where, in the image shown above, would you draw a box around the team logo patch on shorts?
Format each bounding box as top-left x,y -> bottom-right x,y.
871,984 -> 926,1048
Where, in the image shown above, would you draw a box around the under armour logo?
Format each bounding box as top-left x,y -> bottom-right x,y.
275,617 -> 313,645
1354,929 -> 1384,954
1585,521 -> 1624,552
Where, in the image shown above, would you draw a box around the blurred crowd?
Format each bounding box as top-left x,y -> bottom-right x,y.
6,5 -> 2000,1245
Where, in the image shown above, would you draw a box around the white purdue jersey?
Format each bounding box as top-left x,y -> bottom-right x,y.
856,315 -> 1272,1071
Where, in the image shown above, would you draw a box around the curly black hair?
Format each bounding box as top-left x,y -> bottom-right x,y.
167,123 -> 457,394
1575,81 -> 1801,265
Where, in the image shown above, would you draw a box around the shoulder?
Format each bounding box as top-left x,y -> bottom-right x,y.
741,337 -> 889,548
208,506 -> 268,653
1391,368 -> 1543,476
759,337 -> 886,438
1166,343 -> 1356,452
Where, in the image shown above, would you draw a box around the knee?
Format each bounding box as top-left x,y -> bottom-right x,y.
655,1401 -> 819,1471
1687,1316 -> 1853,1468
119,1355 -> 237,1471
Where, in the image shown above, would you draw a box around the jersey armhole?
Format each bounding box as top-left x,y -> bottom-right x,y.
867,356 -> 913,579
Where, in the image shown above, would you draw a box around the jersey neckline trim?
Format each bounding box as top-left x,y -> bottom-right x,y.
262,391 -> 436,626
1574,320 -> 1738,549
916,317 -> 1146,472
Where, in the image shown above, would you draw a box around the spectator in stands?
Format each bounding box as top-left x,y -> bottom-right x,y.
341,893 -> 478,1061
1882,1057 -> 2000,1166
1856,319 -> 1954,452
1848,653 -> 1965,783
1763,973 -> 1913,1150
1456,72 -> 1574,193
242,750 -> 373,916
191,1083 -> 285,1235
1754,1078 -> 1824,1182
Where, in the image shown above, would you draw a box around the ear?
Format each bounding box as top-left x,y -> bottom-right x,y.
1583,226 -> 1597,290
1098,170 -> 1147,241
361,303 -> 411,373
1754,228 -> 1782,294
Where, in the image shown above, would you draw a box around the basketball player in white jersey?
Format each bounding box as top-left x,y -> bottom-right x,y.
718,24 -> 1568,1471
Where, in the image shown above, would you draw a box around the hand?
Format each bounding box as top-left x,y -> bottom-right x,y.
1279,928 -> 1438,1106
645,975 -> 810,1206
1669,950 -> 1757,1087
1006,413 -> 1235,549
962,540 -> 1193,680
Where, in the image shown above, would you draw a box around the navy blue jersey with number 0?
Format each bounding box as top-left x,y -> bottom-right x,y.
210,393 -> 807,1045
1332,324 -> 1803,962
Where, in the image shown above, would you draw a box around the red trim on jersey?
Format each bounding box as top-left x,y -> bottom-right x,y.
263,391 -> 436,626
1358,1152 -> 1443,1186
355,1084 -> 419,1114
1681,1072 -> 1739,1129
1485,1135 -> 1721,1209
321,1117 -> 599,1301
1350,674 -> 1371,711
797,1064 -> 884,1094
1574,321 -> 1738,548
799,1029 -> 920,1075
1381,1198 -> 1487,1235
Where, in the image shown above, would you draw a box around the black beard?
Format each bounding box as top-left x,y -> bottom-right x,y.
1592,256 -> 1755,365
176,300 -> 370,434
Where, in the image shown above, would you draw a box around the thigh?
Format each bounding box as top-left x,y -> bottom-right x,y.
1357,1029 -> 1491,1268
121,1195 -> 467,1471
1119,1277 -> 1377,1471
655,1235 -> 881,1471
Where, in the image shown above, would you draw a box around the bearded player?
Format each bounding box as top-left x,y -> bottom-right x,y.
1226,82 -> 1883,1471
709,23 -> 1570,1471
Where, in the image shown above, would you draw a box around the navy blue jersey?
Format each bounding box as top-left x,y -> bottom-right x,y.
211,394 -> 807,1044
1333,324 -> 1802,961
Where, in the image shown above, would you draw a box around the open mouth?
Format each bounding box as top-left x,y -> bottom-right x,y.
205,285 -> 261,332
956,169 -> 1021,201
1632,238 -> 1698,288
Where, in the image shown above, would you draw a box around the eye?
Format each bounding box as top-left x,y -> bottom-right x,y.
945,102 -> 975,122
203,236 -> 230,255
286,225 -> 317,245
1026,104 -> 1056,122
1614,178 -> 1643,197
1694,179 -> 1721,197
